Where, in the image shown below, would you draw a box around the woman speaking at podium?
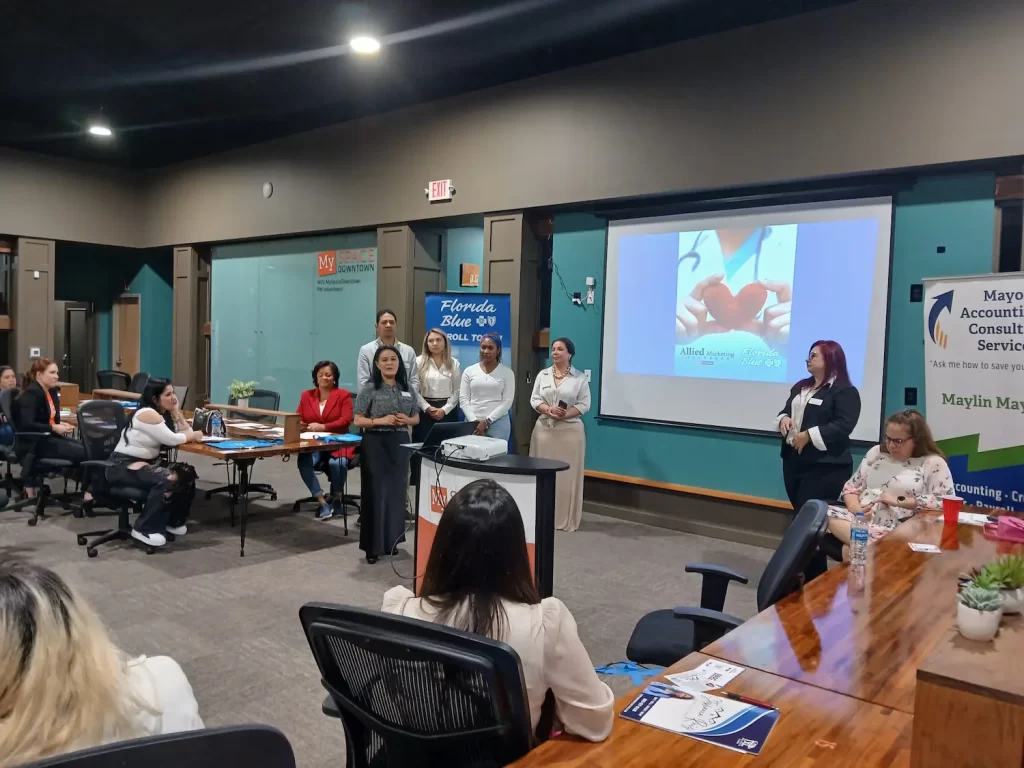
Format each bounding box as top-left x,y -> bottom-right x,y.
354,346 -> 420,564
530,338 -> 591,531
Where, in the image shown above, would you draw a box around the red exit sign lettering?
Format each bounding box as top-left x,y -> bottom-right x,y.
426,179 -> 454,203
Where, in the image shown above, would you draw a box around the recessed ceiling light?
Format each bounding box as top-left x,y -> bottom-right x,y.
349,36 -> 381,54
88,125 -> 113,137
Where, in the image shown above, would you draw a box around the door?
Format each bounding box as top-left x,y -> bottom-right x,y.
53,301 -> 94,390
112,294 -> 141,376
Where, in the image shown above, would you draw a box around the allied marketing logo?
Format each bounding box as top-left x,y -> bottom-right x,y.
429,485 -> 449,514
927,290 -> 953,349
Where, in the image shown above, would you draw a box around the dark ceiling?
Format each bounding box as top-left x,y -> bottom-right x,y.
0,0 -> 851,168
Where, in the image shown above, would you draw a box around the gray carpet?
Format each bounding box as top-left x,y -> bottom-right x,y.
0,453 -> 772,767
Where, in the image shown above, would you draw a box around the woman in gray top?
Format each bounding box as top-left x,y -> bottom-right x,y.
353,345 -> 420,564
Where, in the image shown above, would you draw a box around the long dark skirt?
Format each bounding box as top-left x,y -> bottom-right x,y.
410,397 -> 459,486
360,430 -> 411,558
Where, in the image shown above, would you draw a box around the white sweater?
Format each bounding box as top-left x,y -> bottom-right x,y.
113,408 -> 186,460
459,363 -> 516,423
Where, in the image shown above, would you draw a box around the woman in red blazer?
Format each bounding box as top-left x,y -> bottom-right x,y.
297,360 -> 356,521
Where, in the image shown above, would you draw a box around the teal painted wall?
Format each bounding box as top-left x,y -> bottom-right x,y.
550,173 -> 996,502
55,244 -> 173,377
445,226 -> 484,293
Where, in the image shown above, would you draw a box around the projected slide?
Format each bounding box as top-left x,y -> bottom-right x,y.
601,199 -> 892,439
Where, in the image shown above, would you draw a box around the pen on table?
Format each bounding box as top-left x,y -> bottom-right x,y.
720,691 -> 777,710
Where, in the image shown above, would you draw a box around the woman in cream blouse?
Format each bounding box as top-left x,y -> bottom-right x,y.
382,479 -> 613,742
529,337 -> 591,531
411,329 -> 461,485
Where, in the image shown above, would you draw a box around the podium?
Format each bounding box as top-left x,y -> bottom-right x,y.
414,452 -> 568,598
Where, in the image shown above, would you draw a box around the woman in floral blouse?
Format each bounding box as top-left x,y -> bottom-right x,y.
828,409 -> 954,550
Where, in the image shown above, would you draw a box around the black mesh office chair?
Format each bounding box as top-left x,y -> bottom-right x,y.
625,499 -> 830,666
292,445 -> 360,534
25,725 -> 295,768
300,602 -> 533,768
129,372 -> 151,394
206,389 -> 281,503
96,370 -> 131,390
74,399 -> 157,557
0,388 -> 82,526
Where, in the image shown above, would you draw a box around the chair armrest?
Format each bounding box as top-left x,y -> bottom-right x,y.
322,694 -> 341,719
80,460 -> 115,469
685,563 -> 749,612
673,606 -> 744,649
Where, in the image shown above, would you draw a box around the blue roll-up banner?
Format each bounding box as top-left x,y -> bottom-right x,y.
424,293 -> 513,365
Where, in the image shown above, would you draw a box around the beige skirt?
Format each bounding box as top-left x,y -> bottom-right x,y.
529,417 -> 585,532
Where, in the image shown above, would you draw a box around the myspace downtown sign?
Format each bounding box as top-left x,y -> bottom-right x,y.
317,248 -> 376,276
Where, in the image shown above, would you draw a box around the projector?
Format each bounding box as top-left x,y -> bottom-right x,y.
440,435 -> 508,462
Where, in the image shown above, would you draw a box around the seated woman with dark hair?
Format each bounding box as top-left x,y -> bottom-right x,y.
0,365 -> 17,446
382,479 -> 614,742
296,359 -> 356,521
105,378 -> 204,548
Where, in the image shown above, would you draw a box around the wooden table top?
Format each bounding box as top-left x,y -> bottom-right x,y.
177,438 -> 345,461
704,512 -> 1022,714
508,652 -> 912,767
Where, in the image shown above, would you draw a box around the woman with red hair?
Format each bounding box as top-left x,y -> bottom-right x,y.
777,341 -> 861,575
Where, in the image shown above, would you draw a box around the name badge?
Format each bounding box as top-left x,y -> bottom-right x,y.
401,391 -> 412,399
808,398 -> 824,406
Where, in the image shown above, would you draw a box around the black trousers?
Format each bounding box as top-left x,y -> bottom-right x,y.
106,455 -> 194,534
23,435 -> 87,488
781,457 -> 851,582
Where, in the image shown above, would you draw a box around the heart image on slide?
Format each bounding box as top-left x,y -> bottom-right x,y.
702,283 -> 768,330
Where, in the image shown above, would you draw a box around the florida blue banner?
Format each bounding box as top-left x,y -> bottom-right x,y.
424,293 -> 512,365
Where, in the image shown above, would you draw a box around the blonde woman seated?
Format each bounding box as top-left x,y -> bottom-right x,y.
382,479 -> 613,742
828,409 -> 953,553
0,563 -> 203,766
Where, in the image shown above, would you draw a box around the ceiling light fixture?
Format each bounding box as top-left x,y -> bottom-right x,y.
349,36 -> 381,54
88,124 -> 113,137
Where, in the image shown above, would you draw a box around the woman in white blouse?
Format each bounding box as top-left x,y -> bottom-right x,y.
414,329 -> 461,434
460,333 -> 515,442
382,479 -> 613,743
105,377 -> 204,548
529,337 -> 591,531
827,409 -> 954,556
0,562 -> 202,766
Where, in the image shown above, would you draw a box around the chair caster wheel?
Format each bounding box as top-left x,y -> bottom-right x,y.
73,508 -> 84,519
271,494 -> 278,501
77,535 -> 87,546
145,546 -> 155,555
87,548 -> 98,558
27,517 -> 37,527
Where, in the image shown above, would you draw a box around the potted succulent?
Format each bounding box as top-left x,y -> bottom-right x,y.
980,555 -> 1024,615
228,380 -> 259,409
957,582 -> 1004,641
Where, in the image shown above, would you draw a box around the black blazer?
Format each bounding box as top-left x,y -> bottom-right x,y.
15,381 -> 61,437
778,381 -> 860,467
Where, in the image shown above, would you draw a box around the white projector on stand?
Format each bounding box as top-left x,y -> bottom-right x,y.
440,435 -> 508,462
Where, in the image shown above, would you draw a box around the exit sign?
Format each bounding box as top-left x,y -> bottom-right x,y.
426,179 -> 454,203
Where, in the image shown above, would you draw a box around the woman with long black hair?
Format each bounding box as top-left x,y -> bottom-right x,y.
353,345 -> 420,564
382,479 -> 613,741
106,378 -> 204,548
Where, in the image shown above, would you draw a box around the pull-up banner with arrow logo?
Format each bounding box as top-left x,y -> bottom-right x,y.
924,274 -> 1024,511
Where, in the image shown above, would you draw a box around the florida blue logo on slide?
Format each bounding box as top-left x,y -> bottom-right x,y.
928,290 -> 953,348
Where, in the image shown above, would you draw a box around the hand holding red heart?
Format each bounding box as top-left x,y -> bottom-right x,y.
677,276 -> 792,346
676,273 -> 728,343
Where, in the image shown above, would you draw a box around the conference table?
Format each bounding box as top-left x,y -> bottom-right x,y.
511,509 -> 1020,766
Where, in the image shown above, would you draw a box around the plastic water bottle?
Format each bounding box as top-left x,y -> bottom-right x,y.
210,412 -> 225,438
850,511 -> 869,569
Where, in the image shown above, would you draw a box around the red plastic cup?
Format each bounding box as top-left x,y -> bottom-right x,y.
942,495 -> 963,526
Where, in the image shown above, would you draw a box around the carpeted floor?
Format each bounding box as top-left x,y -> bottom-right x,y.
0,453 -> 773,767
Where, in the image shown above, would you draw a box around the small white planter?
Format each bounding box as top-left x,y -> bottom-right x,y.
957,603 -> 1003,641
236,397 -> 250,409
1001,587 -> 1024,615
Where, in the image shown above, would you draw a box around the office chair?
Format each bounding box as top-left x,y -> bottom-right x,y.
626,499 -> 830,666
0,388 -> 82,526
74,399 -> 158,557
129,372 -> 151,395
300,602 -> 533,768
96,370 -> 131,390
292,446 -> 360,534
26,725 -> 295,768
206,389 -> 281,503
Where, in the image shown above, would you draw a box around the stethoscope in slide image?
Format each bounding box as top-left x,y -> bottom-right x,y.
678,227 -> 770,282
